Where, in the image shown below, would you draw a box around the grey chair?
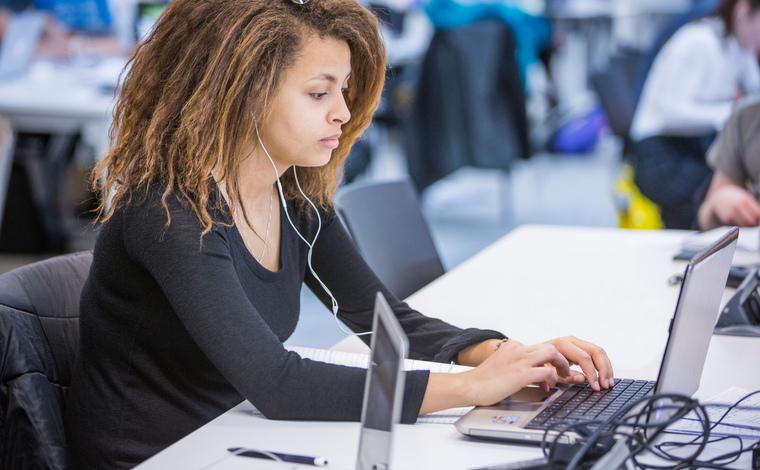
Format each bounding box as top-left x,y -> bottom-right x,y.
0,251 -> 93,470
590,53 -> 641,148
334,179 -> 444,300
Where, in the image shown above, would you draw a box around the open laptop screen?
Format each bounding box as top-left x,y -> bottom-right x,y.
0,11 -> 45,80
356,292 -> 409,470
656,226 -> 738,396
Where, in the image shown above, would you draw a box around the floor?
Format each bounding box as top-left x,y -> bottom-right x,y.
0,132 -> 622,350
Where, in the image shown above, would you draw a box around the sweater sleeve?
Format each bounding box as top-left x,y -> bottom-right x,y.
708,106 -> 747,184
304,211 -> 506,364
120,196 -> 430,422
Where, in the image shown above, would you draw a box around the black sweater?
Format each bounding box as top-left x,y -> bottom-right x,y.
64,188 -> 503,468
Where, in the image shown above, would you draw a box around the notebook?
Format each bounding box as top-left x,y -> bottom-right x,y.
455,227 -> 739,445
356,292 -> 409,470
0,11 -> 45,81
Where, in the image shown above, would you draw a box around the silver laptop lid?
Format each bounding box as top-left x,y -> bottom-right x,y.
356,292 -> 409,470
0,11 -> 45,81
655,226 -> 738,396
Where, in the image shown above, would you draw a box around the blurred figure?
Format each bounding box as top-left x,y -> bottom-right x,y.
0,0 -> 123,57
630,0 -> 760,229
698,99 -> 760,229
0,0 -> 125,253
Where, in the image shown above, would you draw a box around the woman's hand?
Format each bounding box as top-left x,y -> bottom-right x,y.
543,336 -> 614,391
463,339 -> 580,407
420,337 -> 613,415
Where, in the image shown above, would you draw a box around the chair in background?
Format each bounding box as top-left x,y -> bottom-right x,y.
589,53 -> 641,151
0,251 -> 93,470
334,179 -> 445,300
589,52 -> 664,229
0,116 -> 13,235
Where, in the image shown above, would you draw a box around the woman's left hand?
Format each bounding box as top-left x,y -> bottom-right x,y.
543,336 -> 614,391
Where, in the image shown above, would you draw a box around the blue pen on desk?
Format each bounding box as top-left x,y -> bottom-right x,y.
228,447 -> 328,467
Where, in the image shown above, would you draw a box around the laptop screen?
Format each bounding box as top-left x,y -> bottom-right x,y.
0,11 -> 45,80
356,292 -> 409,470
655,226 -> 738,397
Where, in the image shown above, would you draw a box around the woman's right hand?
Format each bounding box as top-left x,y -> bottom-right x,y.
420,340 -> 589,415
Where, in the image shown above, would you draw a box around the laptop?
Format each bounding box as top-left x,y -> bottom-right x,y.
455,227 -> 739,445
356,292 -> 409,470
0,11 -> 45,81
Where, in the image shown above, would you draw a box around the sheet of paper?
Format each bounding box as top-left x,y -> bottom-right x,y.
682,226 -> 760,253
670,387 -> 760,439
286,346 -> 473,424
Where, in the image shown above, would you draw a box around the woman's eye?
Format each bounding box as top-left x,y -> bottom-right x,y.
310,92 -> 328,99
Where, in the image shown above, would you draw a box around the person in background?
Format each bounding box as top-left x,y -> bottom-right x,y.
697,99 -> 760,229
629,0 -> 760,230
0,0 -> 122,56
63,0 -> 613,468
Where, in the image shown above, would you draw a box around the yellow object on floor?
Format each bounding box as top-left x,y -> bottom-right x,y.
614,164 -> 664,229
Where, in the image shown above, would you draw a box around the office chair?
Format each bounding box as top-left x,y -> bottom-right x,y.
0,251 -> 93,470
589,50 -> 644,150
589,53 -> 664,229
0,116 -> 14,234
334,179 -> 445,300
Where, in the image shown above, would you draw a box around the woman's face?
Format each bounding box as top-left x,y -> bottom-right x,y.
256,35 -> 352,174
734,1 -> 760,53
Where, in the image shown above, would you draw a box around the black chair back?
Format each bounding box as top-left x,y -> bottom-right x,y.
0,251 -> 92,470
335,179 -> 444,300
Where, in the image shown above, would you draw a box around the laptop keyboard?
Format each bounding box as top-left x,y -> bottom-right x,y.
524,378 -> 655,430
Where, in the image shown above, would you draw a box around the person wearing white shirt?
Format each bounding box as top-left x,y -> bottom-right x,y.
630,0 -> 760,229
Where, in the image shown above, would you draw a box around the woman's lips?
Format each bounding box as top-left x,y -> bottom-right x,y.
320,134 -> 341,149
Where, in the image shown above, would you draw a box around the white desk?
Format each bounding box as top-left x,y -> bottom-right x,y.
0,57 -> 124,156
406,225 -> 760,400
136,225 -> 760,470
0,57 -> 124,247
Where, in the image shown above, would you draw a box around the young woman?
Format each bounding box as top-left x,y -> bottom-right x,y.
64,0 -> 613,467
630,0 -> 760,229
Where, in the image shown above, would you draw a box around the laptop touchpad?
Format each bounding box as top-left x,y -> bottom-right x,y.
501,387 -> 558,411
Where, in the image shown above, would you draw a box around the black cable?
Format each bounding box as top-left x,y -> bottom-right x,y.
538,391 -> 760,470
627,397 -> 710,470
656,390 -> 760,469
704,390 -> 760,434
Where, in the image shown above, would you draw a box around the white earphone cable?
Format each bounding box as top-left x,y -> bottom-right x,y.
254,123 -> 370,337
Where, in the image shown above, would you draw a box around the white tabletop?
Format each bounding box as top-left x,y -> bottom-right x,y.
0,56 -> 125,158
136,225 -> 760,470
405,225 -> 760,399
